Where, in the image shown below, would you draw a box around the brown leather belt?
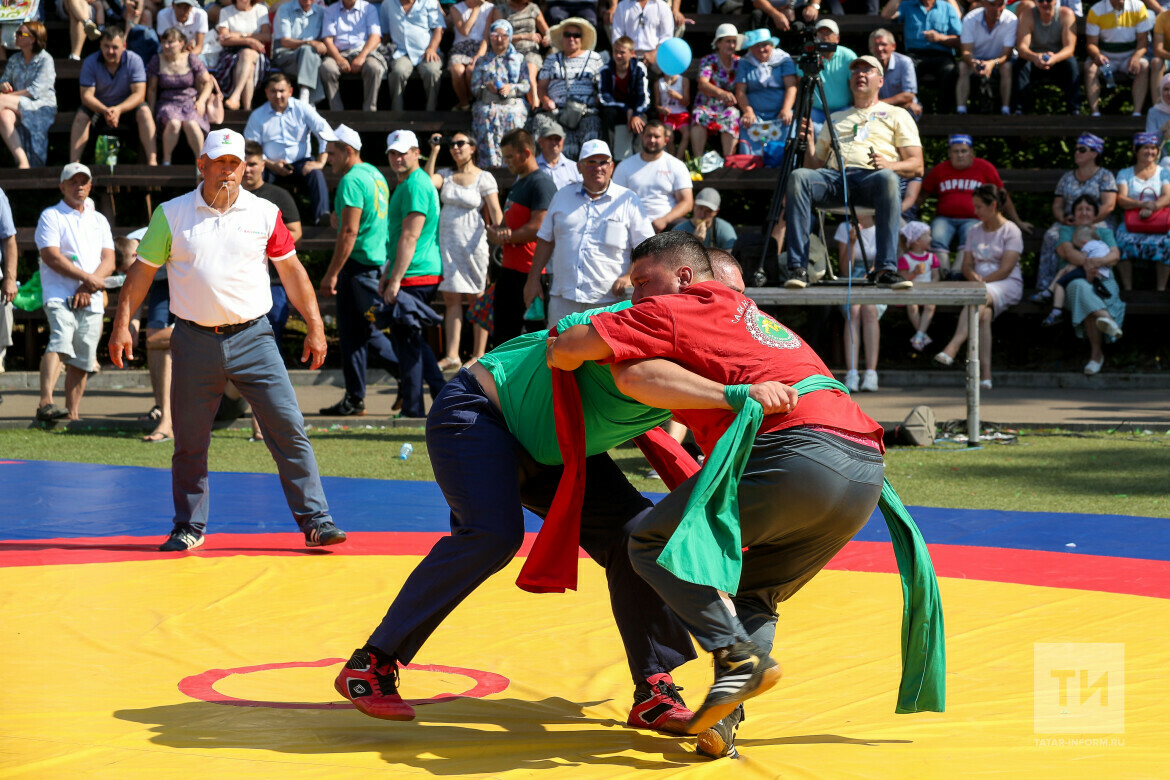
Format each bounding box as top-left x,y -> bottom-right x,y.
181,317 -> 262,336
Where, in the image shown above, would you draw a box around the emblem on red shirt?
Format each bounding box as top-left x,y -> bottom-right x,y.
744,303 -> 801,349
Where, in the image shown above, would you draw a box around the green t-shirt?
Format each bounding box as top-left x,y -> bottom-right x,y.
478,301 -> 672,465
335,162 -> 389,266
387,167 -> 442,279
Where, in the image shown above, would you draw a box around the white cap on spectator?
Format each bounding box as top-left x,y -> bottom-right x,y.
322,124 -> 363,151
172,0 -> 195,6
815,19 -> 839,35
850,55 -> 885,76
59,162 -> 92,182
201,129 -> 246,160
695,188 -> 721,210
126,227 -> 148,241
386,129 -> 420,154
579,139 -> 612,160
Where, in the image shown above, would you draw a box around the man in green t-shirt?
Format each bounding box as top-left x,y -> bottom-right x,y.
315,125 -> 401,418
378,129 -> 446,418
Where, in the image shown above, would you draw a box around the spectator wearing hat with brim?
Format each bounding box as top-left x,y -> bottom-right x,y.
379,129 -> 447,418
735,28 -> 797,155
33,162 -> 115,423
109,129 -> 346,553
317,124 -> 402,418
524,138 -> 653,323
691,24 -> 742,158
536,121 -> 583,189
672,187 -> 738,250
533,17 -> 603,160
785,56 -> 921,290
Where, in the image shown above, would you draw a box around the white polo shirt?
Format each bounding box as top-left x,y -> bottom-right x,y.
960,7 -> 1019,60
612,151 -> 693,222
136,187 -> 296,326
537,181 -> 654,304
34,198 -> 114,313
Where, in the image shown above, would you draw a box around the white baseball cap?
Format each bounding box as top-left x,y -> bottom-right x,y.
201,128 -> 246,161
125,227 -> 148,241
386,129 -> 420,154
59,162 -> 92,183
815,19 -> 839,35
322,124 -> 362,151
579,139 -> 612,160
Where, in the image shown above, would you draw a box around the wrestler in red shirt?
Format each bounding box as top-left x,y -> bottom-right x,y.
548,232 -> 887,759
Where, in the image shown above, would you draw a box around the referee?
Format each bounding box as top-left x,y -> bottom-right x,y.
109,129 -> 346,552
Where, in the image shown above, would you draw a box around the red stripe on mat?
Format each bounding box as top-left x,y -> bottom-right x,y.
1,533 -> 1166,599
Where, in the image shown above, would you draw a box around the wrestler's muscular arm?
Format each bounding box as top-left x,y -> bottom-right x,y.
548,324 -> 798,414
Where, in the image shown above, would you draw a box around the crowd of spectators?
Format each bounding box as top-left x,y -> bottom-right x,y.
4,0 -> 1170,404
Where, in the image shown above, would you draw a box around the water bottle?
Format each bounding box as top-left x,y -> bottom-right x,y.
399,443 -> 413,460
1101,60 -> 1116,89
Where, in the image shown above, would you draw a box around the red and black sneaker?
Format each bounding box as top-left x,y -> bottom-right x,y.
334,648 -> 416,721
627,672 -> 693,734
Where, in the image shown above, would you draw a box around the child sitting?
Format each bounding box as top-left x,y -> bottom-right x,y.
655,71 -> 691,158
1041,227 -> 1113,327
898,220 -> 941,351
598,36 -> 651,161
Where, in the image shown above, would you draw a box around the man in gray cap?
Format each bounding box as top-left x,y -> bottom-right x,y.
536,122 -> 583,190
672,187 -> 738,250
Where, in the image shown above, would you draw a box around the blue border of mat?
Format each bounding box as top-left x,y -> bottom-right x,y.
0,460 -> 1165,561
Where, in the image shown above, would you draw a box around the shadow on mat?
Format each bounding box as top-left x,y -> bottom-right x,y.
114,698 -> 907,772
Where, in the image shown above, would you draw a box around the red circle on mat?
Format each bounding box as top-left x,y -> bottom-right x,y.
178,658 -> 510,710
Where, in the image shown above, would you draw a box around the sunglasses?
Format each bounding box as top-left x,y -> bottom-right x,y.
1075,146 -> 1093,153
450,140 -> 471,148
17,30 -> 33,37
561,31 -> 582,39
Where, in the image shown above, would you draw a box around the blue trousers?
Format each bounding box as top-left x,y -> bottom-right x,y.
338,259 -> 399,400
264,158 -> 330,223
787,166 -> 902,274
367,369 -> 697,684
390,284 -> 446,418
170,318 -> 332,534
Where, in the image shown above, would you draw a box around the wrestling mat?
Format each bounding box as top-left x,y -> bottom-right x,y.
1,460 -> 1167,778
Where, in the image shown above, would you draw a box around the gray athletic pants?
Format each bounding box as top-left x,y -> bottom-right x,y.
629,427 -> 884,653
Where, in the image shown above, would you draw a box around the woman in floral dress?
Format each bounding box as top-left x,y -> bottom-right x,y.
472,20 -> 532,167
690,23 -> 741,158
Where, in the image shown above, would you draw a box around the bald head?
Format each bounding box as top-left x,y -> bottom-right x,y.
709,249 -> 745,293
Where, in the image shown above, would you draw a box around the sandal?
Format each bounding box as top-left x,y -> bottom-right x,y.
933,352 -> 955,367
139,404 -> 163,423
142,431 -> 172,443
1029,289 -> 1053,304
436,357 -> 462,371
1040,309 -> 1064,327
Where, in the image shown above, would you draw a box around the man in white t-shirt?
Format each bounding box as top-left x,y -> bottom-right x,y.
33,163 -> 115,423
156,0 -> 209,56
956,0 -> 1018,115
612,120 -> 693,232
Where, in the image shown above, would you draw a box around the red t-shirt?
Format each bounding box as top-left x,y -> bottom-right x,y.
266,212 -> 296,259
922,157 -> 1004,219
591,281 -> 884,455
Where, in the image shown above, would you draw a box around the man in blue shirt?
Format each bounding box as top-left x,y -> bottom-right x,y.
881,0 -> 961,111
70,26 -> 157,165
871,27 -> 922,118
272,0 -> 328,104
320,0 -> 388,111
244,72 -> 333,225
381,0 -> 446,112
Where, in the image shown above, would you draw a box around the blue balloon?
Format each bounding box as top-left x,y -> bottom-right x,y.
656,38 -> 692,77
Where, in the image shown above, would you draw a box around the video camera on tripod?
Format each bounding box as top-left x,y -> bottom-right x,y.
794,22 -> 837,74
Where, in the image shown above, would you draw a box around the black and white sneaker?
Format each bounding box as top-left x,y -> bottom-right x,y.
305,521 -> 347,548
783,267 -> 809,289
319,395 -> 365,416
696,704 -> 744,759
869,268 -> 913,289
687,640 -> 781,733
159,526 -> 204,552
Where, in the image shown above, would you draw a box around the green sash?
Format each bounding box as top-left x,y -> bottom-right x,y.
656,375 -> 946,713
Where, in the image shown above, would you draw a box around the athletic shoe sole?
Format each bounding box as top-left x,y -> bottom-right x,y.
696,726 -> 740,759
686,664 -> 781,734
334,678 -> 416,721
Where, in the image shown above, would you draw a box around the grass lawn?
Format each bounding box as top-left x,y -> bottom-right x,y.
2,428 -> 1168,518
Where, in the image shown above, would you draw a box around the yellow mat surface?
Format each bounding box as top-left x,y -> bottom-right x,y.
2,555 -> 1167,778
